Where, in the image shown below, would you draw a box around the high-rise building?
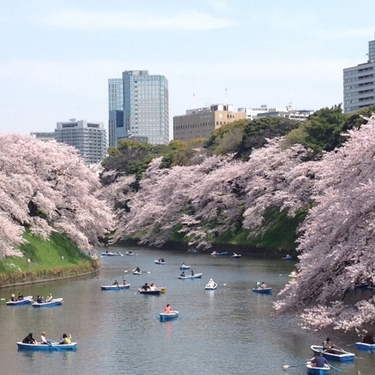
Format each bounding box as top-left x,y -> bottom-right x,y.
343,38 -> 375,113
108,70 -> 169,147
55,120 -> 107,164
173,104 -> 246,142
108,78 -> 123,148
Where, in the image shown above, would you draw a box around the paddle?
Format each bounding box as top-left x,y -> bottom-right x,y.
328,364 -> 342,372
282,363 -> 306,369
47,340 -> 60,351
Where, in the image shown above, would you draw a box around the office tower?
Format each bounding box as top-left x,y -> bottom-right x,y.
343,38 -> 375,113
108,78 -> 124,148
108,70 -> 169,146
55,120 -> 107,164
173,104 -> 246,142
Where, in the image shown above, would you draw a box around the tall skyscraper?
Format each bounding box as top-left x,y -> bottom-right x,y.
108,70 -> 169,147
343,38 -> 375,113
55,120 -> 107,164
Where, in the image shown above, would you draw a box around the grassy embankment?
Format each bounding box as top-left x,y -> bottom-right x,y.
168,207 -> 306,254
0,231 -> 99,287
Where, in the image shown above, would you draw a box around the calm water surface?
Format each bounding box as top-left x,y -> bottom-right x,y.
0,247 -> 373,375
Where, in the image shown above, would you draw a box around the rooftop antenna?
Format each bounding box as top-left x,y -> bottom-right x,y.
225,88 -> 227,105
193,93 -> 195,108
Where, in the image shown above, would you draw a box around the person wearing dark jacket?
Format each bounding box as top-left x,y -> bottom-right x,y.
22,333 -> 36,344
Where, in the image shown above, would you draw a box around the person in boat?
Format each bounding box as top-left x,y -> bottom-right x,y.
191,269 -> 194,276
164,304 -> 172,314
181,262 -> 186,267
112,280 -> 119,286
18,293 -> 24,300
141,283 -> 150,291
10,293 -> 16,302
363,333 -> 375,344
260,282 -> 268,289
59,333 -> 72,345
135,267 -> 140,273
311,351 -> 328,368
22,332 -> 36,344
122,280 -> 127,285
180,271 -> 185,277
208,278 -> 214,286
36,295 -> 44,303
322,338 -> 336,352
150,283 -> 157,291
45,293 -> 53,302
40,332 -> 48,344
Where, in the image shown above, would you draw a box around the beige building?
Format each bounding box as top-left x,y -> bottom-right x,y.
173,104 -> 246,142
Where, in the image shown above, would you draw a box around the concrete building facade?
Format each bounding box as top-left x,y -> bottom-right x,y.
55,120 -> 107,164
344,38 -> 375,113
173,104 -> 246,142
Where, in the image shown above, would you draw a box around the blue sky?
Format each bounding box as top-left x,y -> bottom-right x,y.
1,0 -> 375,137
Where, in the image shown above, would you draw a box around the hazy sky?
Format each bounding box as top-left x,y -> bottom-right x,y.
1,0 -> 375,136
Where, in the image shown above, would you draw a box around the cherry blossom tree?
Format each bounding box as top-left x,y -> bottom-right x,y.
275,114 -> 375,331
0,134 -> 113,258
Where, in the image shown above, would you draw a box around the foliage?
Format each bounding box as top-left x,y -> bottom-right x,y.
275,114 -> 375,331
0,134 -> 114,258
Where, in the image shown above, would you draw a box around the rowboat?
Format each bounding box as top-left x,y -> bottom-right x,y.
6,296 -> 33,306
288,271 -> 298,281
306,363 -> 330,375
180,265 -> 191,270
17,342 -> 77,351
125,251 -> 135,256
178,273 -> 203,280
160,310 -> 179,321
32,298 -> 63,308
252,287 -> 272,294
154,259 -> 166,265
211,251 -> 228,257
355,342 -> 375,351
311,345 -> 355,362
138,288 -> 161,295
101,284 -> 130,290
282,255 -> 292,260
205,281 -> 217,290
101,251 -> 123,257
132,269 -> 142,275
231,253 -> 241,258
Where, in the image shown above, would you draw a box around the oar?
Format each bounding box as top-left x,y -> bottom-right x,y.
282,363 -> 306,369
328,364 -> 342,372
47,341 -> 60,351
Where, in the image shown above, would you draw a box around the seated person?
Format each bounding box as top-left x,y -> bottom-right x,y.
135,267 -> 140,273
59,333 -> 72,345
363,334 -> 375,344
122,280 -> 127,285
112,280 -> 118,286
22,332 -> 36,344
191,270 -> 194,276
180,271 -> 185,277
311,352 -> 328,368
260,282 -> 268,289
36,295 -> 44,303
10,294 -> 16,302
150,283 -> 157,291
322,338 -> 335,352
164,304 -> 172,313
141,283 -> 150,291
40,332 -> 48,344
18,293 -> 24,300
45,293 -> 53,302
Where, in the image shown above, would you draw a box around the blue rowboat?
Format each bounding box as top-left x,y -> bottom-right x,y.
355,342 -> 375,351
17,342 -> 77,351
32,298 -> 63,308
6,296 -> 33,306
138,288 -> 161,295
101,252 -> 123,257
211,251 -> 228,257
178,273 -> 202,280
154,259 -> 166,265
101,284 -> 130,291
159,311 -> 179,321
252,287 -> 272,294
311,345 -> 355,362
180,265 -> 191,270
306,363 -> 330,375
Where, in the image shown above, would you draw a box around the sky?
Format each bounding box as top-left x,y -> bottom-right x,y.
1,0 -> 375,138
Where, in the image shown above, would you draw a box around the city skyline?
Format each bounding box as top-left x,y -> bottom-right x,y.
1,1 -> 375,138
